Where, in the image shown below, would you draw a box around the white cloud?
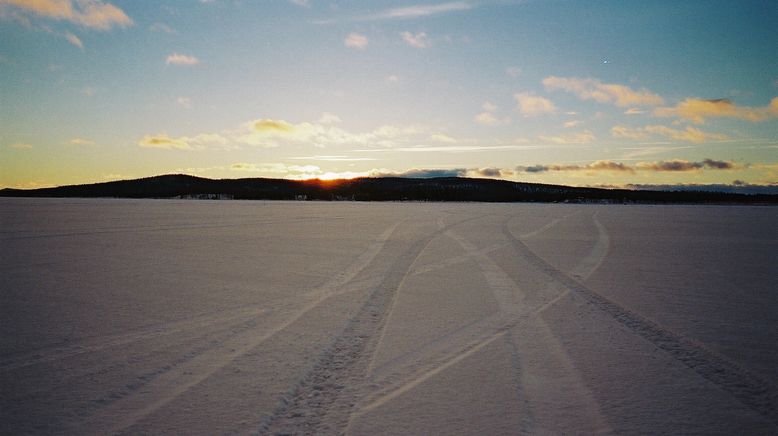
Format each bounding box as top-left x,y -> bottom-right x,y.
68,138 -> 94,145
344,32 -> 368,49
563,120 -> 582,128
166,53 -> 200,66
368,2 -> 472,20
64,31 -> 82,49
482,101 -> 498,112
318,112 -> 342,124
288,0 -> 310,6
654,97 -> 778,124
150,22 -> 175,34
177,97 -> 192,108
3,0 -> 133,30
611,124 -> 728,143
514,92 -> 557,117
543,76 -> 664,107
400,31 -> 431,48
539,130 -> 596,144
474,112 -> 508,126
386,75 -> 400,84
9,143 -> 33,149
138,133 -> 230,151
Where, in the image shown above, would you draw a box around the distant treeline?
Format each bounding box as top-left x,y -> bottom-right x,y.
1,174 -> 776,204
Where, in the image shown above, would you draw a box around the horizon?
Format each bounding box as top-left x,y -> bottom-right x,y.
1,1 -> 777,190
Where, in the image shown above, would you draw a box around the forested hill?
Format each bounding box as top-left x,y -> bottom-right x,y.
1,174 -> 776,204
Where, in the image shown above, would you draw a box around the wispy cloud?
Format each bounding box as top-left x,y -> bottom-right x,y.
539,130 -> 595,144
514,92 -> 557,116
543,76 -> 664,107
517,158 -> 737,173
290,155 -> 376,162
654,97 -> 778,124
68,137 -> 94,145
150,22 -> 175,34
635,158 -> 737,171
138,133 -> 229,151
400,31 -> 432,48
8,142 -> 33,149
166,53 -> 200,66
3,0 -> 132,30
367,2 -> 472,20
177,97 -> 192,108
344,32 -> 368,49
611,124 -> 728,143
474,100 -> 509,126
63,31 -> 82,49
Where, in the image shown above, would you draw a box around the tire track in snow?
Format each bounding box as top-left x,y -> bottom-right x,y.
446,219 -> 609,434
347,213 -> 610,432
258,213 -> 490,435
504,212 -> 778,426
64,220 -> 402,435
0,306 -> 268,372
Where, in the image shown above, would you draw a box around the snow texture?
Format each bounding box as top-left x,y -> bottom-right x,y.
1,199 -> 776,434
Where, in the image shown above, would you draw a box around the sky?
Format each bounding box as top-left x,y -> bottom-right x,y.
1,0 -> 777,190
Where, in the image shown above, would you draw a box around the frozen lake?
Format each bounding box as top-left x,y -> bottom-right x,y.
1,198 -> 777,434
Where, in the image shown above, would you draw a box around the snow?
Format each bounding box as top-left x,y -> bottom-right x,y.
1,198 -> 776,434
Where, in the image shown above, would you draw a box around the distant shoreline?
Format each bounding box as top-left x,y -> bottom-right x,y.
2,174 -> 776,205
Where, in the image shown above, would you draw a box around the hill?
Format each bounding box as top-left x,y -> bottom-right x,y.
1,174 -> 776,204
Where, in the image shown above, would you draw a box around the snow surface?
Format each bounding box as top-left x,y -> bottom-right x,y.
1,198 -> 776,434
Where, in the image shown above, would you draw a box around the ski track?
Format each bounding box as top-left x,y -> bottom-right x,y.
504,213 -> 778,427
258,214 -> 490,435
57,219 -> 401,435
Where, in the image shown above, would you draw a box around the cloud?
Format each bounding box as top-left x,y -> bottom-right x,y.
539,130 -> 595,144
654,97 -> 778,124
514,92 -> 557,116
3,0 -> 132,30
400,31 -> 431,48
517,158 -> 737,173
517,160 -> 633,173
138,134 -> 193,150
474,111 -> 507,126
386,75 -> 400,84
318,112 -> 342,124
563,120 -> 581,128
9,142 -> 33,149
475,100 -> 509,126
150,22 -> 175,34
138,133 -> 229,151
466,167 -> 514,178
611,124 -> 727,143
64,31 -> 82,49
636,159 -> 736,172
430,133 -> 456,143
358,144 -> 542,153
624,108 -> 646,115
344,32 -> 368,49
290,155 -> 376,162
376,168 -> 468,178
367,2 -> 472,20
68,137 -> 94,145
543,76 -> 664,107
166,53 -> 200,66
288,0 -> 309,6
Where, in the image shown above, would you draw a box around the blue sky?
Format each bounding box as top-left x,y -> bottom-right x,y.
1,0 -> 777,188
